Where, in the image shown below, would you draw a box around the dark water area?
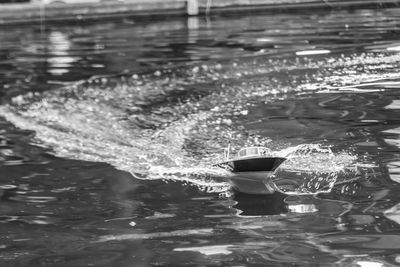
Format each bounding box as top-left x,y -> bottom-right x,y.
2,7 -> 400,266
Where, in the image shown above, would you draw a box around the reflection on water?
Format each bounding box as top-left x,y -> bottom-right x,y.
233,192 -> 288,216
2,6 -> 400,266
47,31 -> 78,75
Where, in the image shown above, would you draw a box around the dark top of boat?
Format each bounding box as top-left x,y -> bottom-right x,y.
214,146 -> 286,172
215,157 -> 286,172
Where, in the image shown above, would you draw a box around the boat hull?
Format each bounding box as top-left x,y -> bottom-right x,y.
214,157 -> 286,195
229,171 -> 277,194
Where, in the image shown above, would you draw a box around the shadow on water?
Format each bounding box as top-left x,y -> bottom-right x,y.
233,192 -> 288,216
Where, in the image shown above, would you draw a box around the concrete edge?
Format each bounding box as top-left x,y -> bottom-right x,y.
0,0 -> 399,25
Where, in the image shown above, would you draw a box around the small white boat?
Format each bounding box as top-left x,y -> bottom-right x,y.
214,146 -> 286,194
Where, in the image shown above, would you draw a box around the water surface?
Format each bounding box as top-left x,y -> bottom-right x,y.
1,7 -> 400,266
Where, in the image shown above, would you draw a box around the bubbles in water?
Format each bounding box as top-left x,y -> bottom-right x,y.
2,51 -> 385,195
272,144 -> 357,194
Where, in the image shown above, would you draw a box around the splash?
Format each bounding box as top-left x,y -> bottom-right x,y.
271,144 -> 358,195
279,144 -> 355,173
1,94 -> 358,195
2,51 -> 391,194
0,101 -> 232,191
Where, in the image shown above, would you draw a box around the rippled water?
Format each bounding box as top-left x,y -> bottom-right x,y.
2,7 -> 400,266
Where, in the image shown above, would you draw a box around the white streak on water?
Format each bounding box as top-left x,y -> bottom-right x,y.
98,228 -> 214,242
174,245 -> 234,255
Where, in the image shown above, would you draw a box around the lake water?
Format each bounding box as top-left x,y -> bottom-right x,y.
1,7 -> 400,266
